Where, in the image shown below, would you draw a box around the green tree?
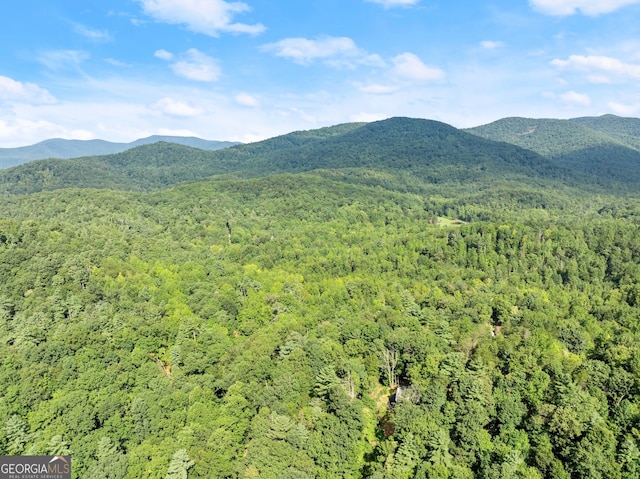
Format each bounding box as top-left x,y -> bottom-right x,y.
165,449 -> 194,479
3,415 -> 30,455
619,436 -> 640,479
85,436 -> 128,479
46,435 -> 71,455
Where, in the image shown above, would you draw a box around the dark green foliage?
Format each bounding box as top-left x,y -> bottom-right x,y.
0,116 -> 624,197
571,114 -> 640,151
0,143 -> 229,195
466,115 -> 640,184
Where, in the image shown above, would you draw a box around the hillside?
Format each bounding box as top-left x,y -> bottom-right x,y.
0,136 -> 239,169
570,114 -> 640,151
2,115 -> 640,477
1,114 -> 640,477
1,169 -> 640,477
0,118 -> 580,196
465,115 -> 640,183
232,117 -> 566,181
0,143 -> 232,195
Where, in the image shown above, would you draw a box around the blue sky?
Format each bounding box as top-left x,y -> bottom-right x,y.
1,0 -> 639,146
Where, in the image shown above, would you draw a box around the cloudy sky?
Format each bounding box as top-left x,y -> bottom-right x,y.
1,0 -> 639,146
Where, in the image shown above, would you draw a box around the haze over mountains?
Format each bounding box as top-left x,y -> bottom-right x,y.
0,114 -> 638,197
0,136 -> 240,169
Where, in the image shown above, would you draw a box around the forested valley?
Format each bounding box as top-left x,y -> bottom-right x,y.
2,116 -> 640,478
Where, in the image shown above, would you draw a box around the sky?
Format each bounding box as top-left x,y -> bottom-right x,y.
1,0 -> 640,146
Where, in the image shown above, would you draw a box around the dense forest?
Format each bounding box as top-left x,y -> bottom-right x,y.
465,115 -> 640,184
2,116 -> 640,478
0,117 -> 602,196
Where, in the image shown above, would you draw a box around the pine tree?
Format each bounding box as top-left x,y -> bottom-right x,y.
130,397 -> 151,443
165,449 -> 194,479
3,415 -> 29,455
314,366 -> 340,398
429,429 -> 452,468
85,437 -> 128,479
619,436 -> 640,479
47,435 -> 71,455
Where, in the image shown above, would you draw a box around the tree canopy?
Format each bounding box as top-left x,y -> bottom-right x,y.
2,118 -> 640,477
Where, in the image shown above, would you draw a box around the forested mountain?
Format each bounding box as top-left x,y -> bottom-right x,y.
0,117 -> 594,196
0,143 -> 230,195
2,116 -> 640,478
0,136 -> 239,169
227,118 -> 565,181
465,115 -> 640,183
570,115 -> 640,151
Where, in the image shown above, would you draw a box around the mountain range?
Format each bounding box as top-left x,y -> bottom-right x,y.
465,114 -> 640,184
0,135 -> 239,169
0,114 -> 638,196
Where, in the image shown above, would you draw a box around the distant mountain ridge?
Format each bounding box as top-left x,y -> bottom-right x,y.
0,114 -> 639,196
0,136 -> 240,169
0,117 -> 575,196
465,115 -> 640,183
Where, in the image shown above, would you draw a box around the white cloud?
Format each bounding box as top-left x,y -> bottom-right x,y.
0,76 -> 56,104
352,53 -> 444,95
392,53 -> 445,82
542,90 -> 591,108
551,55 -> 640,82
366,0 -> 421,8
481,40 -> 505,49
0,82 -> 282,147
157,49 -> 221,82
357,83 -> 400,94
137,0 -> 265,36
530,0 -> 640,16
0,118 -> 93,147
172,51 -> 221,81
261,36 -> 357,65
261,36 -> 384,68
277,107 -> 317,124
154,49 -> 175,61
38,50 -> 90,70
350,112 -> 389,122
608,101 -> 640,115
560,90 -> 591,106
235,93 -> 260,107
586,74 -> 613,84
105,58 -> 131,67
73,23 -> 112,42
156,127 -> 201,137
152,97 -> 204,117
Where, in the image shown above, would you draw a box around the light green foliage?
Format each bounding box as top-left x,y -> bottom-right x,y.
3,415 -> 30,455
85,436 -> 128,479
165,449 -> 194,479
46,435 -> 71,455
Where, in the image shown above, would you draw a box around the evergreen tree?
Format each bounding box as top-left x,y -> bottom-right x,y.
47,435 -> 71,456
165,449 -> 194,479
85,437 -> 128,479
3,415 -> 29,455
